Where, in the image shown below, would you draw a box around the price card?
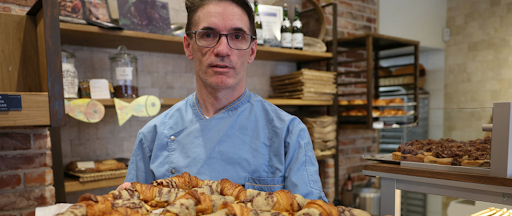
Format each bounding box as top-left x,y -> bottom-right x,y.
89,79 -> 111,99
0,94 -> 22,111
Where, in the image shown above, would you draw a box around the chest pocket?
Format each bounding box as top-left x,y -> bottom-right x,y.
244,176 -> 284,192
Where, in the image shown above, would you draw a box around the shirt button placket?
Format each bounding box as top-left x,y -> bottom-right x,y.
170,136 -> 176,175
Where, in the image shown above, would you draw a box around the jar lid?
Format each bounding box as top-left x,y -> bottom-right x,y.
61,49 -> 76,58
109,45 -> 138,62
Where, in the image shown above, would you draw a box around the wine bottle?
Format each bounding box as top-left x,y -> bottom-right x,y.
254,0 -> 264,45
292,5 -> 303,50
280,3 -> 292,49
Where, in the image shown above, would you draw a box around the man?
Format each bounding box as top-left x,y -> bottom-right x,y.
121,0 -> 327,202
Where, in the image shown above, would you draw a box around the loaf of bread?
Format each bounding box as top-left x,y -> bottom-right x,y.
66,159 -> 127,173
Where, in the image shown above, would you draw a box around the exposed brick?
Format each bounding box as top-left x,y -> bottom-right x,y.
366,16 -> 376,25
0,152 -> 52,172
0,134 -> 31,151
338,1 -> 353,10
0,5 -> 12,13
355,137 -> 372,146
324,158 -> 335,168
0,0 -> 37,7
34,133 -> 50,150
0,213 -> 18,216
366,145 -> 377,153
365,0 -> 377,6
0,173 -> 22,190
0,187 -> 55,211
349,146 -> 364,154
338,138 -> 355,146
338,147 -> 348,156
12,7 -> 28,15
24,169 -> 53,188
21,209 -> 35,216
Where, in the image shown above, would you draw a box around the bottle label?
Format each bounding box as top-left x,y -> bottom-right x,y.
292,20 -> 302,28
256,28 -> 264,45
292,33 -> 303,49
281,32 -> 292,48
62,62 -> 78,98
116,67 -> 133,80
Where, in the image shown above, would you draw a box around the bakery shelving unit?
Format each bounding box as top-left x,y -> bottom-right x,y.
0,0 -> 67,201
334,33 -> 420,130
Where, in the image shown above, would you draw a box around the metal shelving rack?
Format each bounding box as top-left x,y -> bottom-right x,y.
334,33 -> 420,130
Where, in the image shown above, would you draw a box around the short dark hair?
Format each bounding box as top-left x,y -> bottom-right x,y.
185,0 -> 256,37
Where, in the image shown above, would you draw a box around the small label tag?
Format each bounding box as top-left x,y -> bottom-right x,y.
0,94 -> 22,111
76,161 -> 95,170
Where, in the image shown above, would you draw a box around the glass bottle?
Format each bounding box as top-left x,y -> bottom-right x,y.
254,0 -> 264,45
346,173 -> 353,191
280,3 -> 292,49
292,5 -> 303,50
61,50 -> 79,98
109,46 -> 139,98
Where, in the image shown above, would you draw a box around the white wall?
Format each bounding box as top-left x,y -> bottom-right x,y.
379,0 -> 447,50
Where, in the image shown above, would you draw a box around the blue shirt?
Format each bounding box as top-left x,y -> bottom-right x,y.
126,89 -> 327,202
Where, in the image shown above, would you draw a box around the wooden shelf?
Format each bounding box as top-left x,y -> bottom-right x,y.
73,98 -> 333,107
0,92 -> 50,127
59,22 -> 332,62
65,177 -> 125,193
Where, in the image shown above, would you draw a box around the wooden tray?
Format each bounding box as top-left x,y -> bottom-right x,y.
67,168 -> 128,183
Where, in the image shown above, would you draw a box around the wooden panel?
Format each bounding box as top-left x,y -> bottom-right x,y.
0,92 -> 50,127
0,14 -> 41,92
364,163 -> 512,188
65,177 -> 125,192
39,0 -> 66,128
59,23 -> 332,62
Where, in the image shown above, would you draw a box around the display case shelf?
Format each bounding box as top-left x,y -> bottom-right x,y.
59,22 -> 332,62
64,177 -> 125,193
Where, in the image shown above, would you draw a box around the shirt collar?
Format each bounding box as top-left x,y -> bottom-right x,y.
193,88 -> 249,120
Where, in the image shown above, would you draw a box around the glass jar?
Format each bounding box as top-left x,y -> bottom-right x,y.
109,46 -> 139,98
61,50 -> 79,98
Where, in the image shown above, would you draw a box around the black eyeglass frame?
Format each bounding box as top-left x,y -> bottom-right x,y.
187,30 -> 257,50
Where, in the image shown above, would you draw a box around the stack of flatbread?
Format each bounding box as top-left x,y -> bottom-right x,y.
302,115 -> 337,158
270,69 -> 336,101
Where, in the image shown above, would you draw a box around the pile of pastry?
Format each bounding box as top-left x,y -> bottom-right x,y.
393,137 -> 491,167
56,172 -> 370,216
338,98 -> 404,106
470,207 -> 512,216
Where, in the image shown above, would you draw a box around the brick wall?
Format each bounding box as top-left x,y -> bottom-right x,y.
0,127 -> 55,216
301,0 -> 379,204
0,0 -> 32,15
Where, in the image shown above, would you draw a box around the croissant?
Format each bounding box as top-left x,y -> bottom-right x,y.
295,200 -> 338,216
219,179 -> 246,201
273,190 -> 299,213
105,207 -> 144,216
217,201 -> 257,216
152,172 -> 203,190
77,193 -> 114,216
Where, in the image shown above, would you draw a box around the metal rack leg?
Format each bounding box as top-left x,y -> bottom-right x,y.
381,177 -> 400,216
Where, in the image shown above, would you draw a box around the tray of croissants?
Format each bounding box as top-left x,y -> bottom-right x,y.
49,172 -> 371,216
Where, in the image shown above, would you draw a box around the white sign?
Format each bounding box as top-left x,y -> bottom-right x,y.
89,79 -> 111,99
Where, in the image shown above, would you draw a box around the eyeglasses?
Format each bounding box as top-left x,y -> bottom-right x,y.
187,30 -> 256,50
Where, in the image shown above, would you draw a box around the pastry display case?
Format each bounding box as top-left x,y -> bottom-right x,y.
363,102 -> 512,215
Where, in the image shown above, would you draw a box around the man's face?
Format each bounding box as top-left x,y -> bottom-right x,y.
183,1 -> 257,91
